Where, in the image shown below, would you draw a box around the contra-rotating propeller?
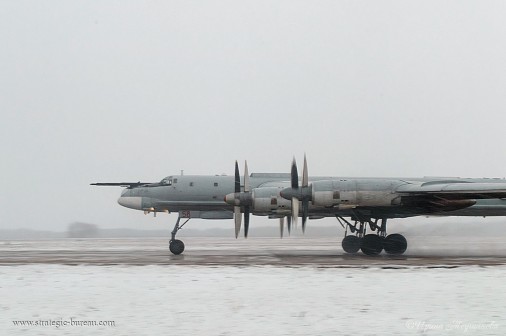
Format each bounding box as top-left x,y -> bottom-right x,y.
225,161 -> 252,238
279,216 -> 293,238
280,155 -> 312,233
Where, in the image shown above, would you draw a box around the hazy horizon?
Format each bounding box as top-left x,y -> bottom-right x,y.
3,1 -> 506,232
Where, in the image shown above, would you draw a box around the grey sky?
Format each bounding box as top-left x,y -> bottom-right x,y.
2,1 -> 506,231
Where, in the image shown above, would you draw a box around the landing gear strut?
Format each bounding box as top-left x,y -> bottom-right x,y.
169,216 -> 190,255
336,215 -> 407,256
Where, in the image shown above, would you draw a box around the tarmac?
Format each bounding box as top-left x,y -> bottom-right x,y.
1,236 -> 506,267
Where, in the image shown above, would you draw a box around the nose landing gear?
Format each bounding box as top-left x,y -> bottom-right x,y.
169,215 -> 190,255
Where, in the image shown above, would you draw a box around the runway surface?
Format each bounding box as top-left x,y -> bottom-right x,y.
1,236 -> 506,267
3,237 -> 506,335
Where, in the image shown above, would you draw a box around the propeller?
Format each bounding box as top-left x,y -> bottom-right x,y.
290,158 -> 300,229
280,155 -> 312,233
227,161 -> 252,238
234,161 -> 241,238
243,162 -> 251,238
279,216 -> 292,238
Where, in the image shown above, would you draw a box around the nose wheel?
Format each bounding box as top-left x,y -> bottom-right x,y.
169,239 -> 185,255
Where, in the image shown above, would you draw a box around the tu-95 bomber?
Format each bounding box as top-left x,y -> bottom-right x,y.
92,156 -> 506,256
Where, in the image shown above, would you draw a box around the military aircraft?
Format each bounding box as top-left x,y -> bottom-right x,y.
92,156 -> 506,256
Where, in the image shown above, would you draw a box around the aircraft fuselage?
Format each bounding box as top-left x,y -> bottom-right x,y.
117,174 -> 506,219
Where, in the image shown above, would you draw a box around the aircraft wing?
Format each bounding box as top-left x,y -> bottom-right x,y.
396,181 -> 506,200
90,182 -> 155,188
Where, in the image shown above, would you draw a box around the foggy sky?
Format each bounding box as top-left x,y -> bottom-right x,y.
2,1 -> 506,231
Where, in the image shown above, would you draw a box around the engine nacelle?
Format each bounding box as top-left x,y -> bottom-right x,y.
252,187 -> 291,214
311,179 -> 397,208
311,181 -> 340,207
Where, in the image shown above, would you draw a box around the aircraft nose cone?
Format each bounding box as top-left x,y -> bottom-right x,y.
117,197 -> 143,210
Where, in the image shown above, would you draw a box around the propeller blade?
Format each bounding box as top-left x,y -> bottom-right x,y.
244,161 -> 250,192
287,216 -> 292,235
302,154 -> 309,233
292,197 -> 299,228
291,158 -> 299,189
234,161 -> 241,193
234,206 -> 241,238
279,217 -> 284,238
244,206 -> 250,238
302,154 -> 308,187
243,161 -> 251,238
302,200 -> 308,233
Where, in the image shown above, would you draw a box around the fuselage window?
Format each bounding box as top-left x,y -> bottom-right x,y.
173,179 -> 178,184
214,182 -> 218,187
190,182 -> 194,187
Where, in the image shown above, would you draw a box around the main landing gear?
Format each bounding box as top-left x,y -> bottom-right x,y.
336,216 -> 407,256
169,216 -> 190,255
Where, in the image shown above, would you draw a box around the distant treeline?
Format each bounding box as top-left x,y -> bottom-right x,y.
1,220 -> 505,240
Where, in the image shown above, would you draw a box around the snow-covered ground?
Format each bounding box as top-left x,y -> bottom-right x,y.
1,264 -> 504,336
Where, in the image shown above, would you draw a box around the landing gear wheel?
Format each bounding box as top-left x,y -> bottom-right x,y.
383,234 -> 407,255
342,235 -> 361,254
169,239 -> 185,255
361,234 -> 383,256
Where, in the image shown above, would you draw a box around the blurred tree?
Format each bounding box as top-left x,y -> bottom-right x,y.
67,222 -> 99,238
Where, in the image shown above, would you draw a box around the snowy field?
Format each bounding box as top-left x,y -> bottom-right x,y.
1,264 -> 505,336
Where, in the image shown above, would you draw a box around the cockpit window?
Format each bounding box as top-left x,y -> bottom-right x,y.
161,177 -> 173,186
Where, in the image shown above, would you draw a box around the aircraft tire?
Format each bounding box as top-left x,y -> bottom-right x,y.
342,235 -> 361,253
383,234 -> 407,255
169,239 -> 185,255
361,234 -> 383,256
